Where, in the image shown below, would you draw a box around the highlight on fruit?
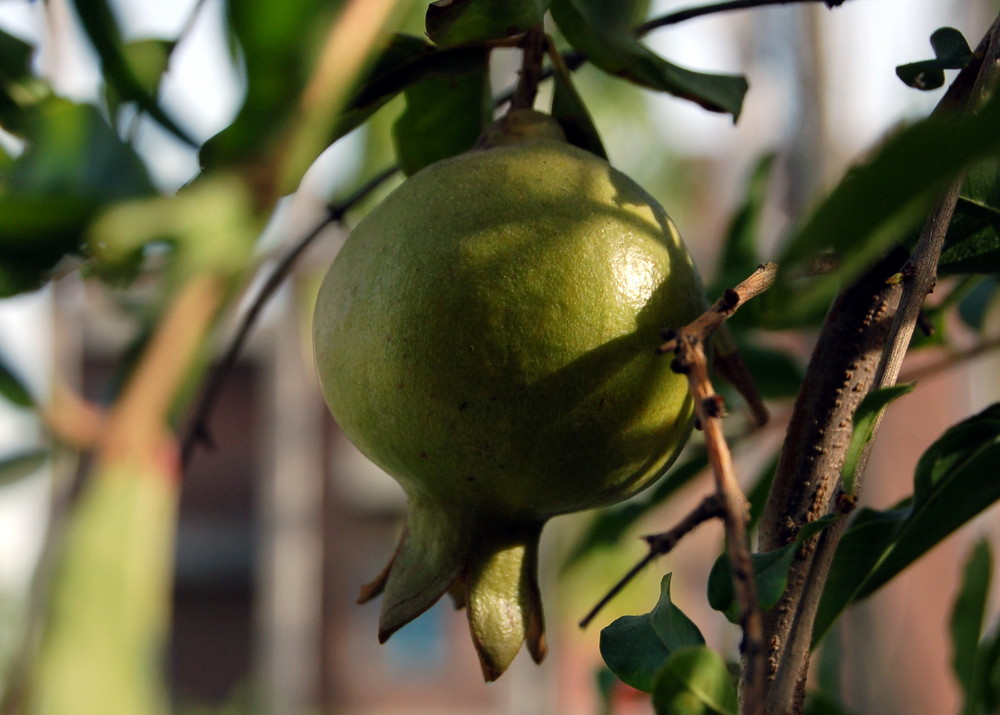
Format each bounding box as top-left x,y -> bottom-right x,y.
312,110 -> 707,681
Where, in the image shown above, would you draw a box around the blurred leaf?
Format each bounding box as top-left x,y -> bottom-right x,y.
0,449 -> 47,486
551,52 -> 607,159
708,516 -> 834,623
841,383 -> 914,497
562,452 -> 706,572
975,618 -> 1000,713
803,692 -> 859,715
939,162 -> 1000,275
392,48 -> 490,175
600,574 -> 704,693
951,539 -> 991,714
0,98 -> 155,294
0,27 -> 40,135
772,90 -> 1000,327
731,341 -> 804,400
0,352 -> 35,408
746,451 -> 779,531
549,0 -> 747,118
714,154 -> 774,292
31,465 -> 177,715
104,38 -> 175,127
426,0 -> 548,45
70,0 -> 194,146
958,275 -> 999,331
651,646 -> 737,715
201,0 -> 342,167
814,404 -> 1000,646
896,27 -> 973,91
9,98 -> 154,200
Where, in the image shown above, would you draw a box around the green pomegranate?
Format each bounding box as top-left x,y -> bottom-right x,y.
312,111 -> 706,681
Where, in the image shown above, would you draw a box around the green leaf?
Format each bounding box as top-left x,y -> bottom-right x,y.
104,38 -> 175,126
951,540 -> 992,714
562,452 -> 706,572
69,0 -> 194,146
814,404 -> 1000,646
841,383 -> 915,497
600,573 -> 704,693
771,90 -> 1000,327
549,0 -> 747,118
896,27 -> 973,91
32,469 -> 177,714
730,341 -> 804,400
714,154 -> 774,291
939,162 -> 1000,276
651,646 -> 737,715
0,449 -> 48,486
650,574 -> 705,652
9,97 -> 154,200
0,352 -> 35,408
201,0 -> 343,167
426,0 -> 548,45
957,275 -> 999,331
708,517 -> 835,623
312,34 -> 494,157
0,28 -> 39,135
391,48 -> 490,175
600,613 -> 671,692
551,52 -> 607,159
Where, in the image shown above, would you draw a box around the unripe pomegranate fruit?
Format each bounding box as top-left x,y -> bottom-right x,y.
312,111 -> 705,680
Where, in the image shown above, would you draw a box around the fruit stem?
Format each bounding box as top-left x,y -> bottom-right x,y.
509,26 -> 547,112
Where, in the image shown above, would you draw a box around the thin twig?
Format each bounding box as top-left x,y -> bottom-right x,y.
636,0 -> 850,35
579,494 -> 725,629
180,166 -> 397,469
510,26 -> 547,111
899,335 -> 1000,383
659,263 -> 777,715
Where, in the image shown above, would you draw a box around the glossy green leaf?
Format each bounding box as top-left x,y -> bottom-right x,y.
70,0 -> 193,146
551,52 -> 607,159
771,90 -> 1000,327
650,574 -> 705,652
0,352 -> 35,408
392,48 -> 490,175
896,27 -> 973,91
549,0 -> 747,118
951,539 -> 992,714
651,646 -> 737,715
708,517 -> 834,622
562,452 -> 706,572
814,404 -> 1000,646
600,574 -> 704,693
0,449 -> 48,487
841,383 -> 915,497
600,612 -> 669,692
426,0 -> 548,45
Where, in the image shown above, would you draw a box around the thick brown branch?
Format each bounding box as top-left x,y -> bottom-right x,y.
761,14 -> 1000,714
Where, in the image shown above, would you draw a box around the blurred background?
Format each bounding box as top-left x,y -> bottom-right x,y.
1,0 -> 998,713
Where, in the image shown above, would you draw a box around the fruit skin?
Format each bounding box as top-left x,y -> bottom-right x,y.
313,122 -> 706,680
